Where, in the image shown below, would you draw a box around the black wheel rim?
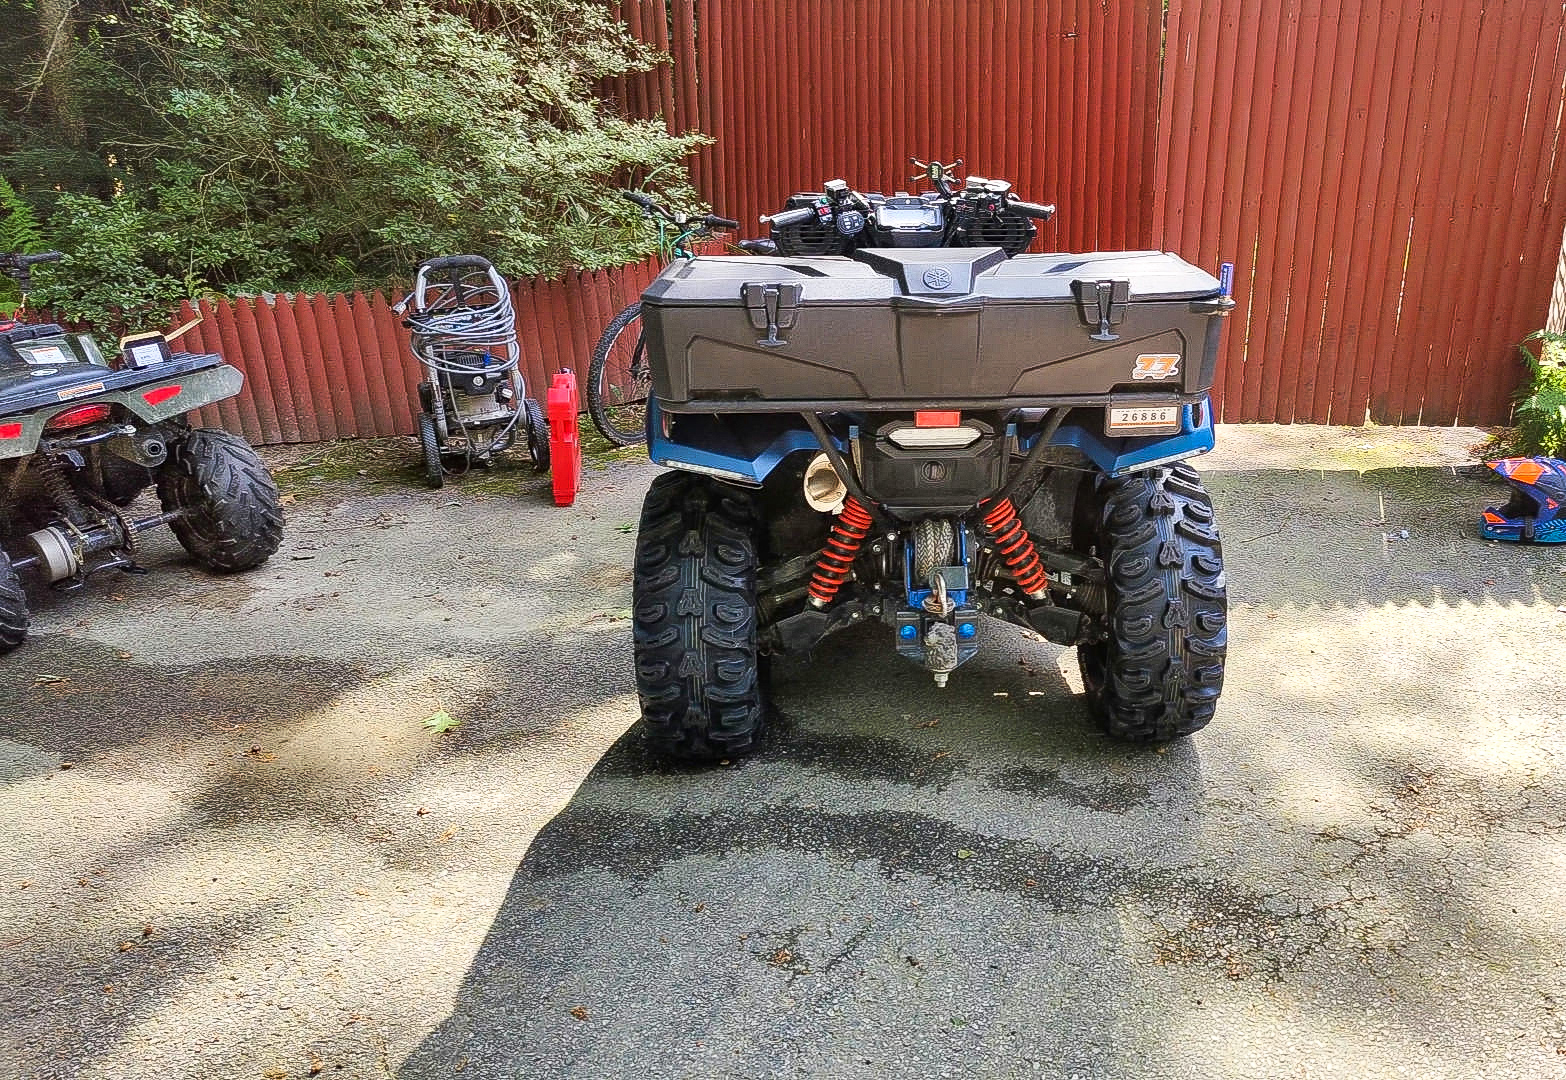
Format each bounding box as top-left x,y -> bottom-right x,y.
595,328 -> 650,444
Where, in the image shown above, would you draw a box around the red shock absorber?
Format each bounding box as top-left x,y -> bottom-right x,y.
978,497 -> 1050,598
807,496 -> 875,607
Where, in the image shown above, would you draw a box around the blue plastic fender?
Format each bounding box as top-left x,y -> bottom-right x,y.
1045,401 -> 1215,478
647,398 -> 1215,486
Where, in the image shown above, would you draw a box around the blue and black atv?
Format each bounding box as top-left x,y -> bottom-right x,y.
629,161 -> 1234,762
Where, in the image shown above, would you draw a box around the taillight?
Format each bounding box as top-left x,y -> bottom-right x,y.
142,384 -> 182,406
0,422 -> 22,439
45,403 -> 112,431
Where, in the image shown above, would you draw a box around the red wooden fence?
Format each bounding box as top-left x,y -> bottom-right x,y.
171,1 -> 1566,442
1156,0 -> 1566,425
610,0 -> 1165,255
178,261 -> 663,443
603,0 -> 1566,427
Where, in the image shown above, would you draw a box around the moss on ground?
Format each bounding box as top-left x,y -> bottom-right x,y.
265,419 -> 650,500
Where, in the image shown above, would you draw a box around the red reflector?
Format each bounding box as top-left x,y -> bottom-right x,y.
0,422 -> 22,439
45,404 -> 112,432
142,384 -> 182,406
915,410 -> 962,428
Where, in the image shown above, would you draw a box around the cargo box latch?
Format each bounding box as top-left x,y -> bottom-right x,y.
1072,278 -> 1131,342
743,282 -> 803,348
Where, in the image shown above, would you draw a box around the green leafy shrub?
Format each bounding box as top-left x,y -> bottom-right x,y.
1514,330 -> 1566,457
1,0 -> 707,329
0,176 -> 48,316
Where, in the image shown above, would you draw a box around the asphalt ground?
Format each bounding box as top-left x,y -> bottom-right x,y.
2,425 -> 1564,1080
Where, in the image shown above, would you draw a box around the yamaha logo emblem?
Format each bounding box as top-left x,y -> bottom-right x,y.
922,266 -> 953,289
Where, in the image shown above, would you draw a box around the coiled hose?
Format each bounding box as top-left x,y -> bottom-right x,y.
402,267 -> 524,459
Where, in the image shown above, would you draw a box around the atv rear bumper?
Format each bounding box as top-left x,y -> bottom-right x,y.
0,353 -> 241,460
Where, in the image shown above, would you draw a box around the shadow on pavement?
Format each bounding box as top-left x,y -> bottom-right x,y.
398,627 -> 1215,1079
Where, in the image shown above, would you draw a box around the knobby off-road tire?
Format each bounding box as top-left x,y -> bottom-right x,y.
0,551 -> 27,654
587,302 -> 650,447
632,471 -> 766,762
1078,462 -> 1227,743
157,429 -> 284,573
417,412 -> 444,489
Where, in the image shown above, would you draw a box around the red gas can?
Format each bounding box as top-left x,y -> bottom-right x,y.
547,370 -> 581,507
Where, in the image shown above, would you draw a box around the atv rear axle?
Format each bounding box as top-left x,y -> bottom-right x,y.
12,506 -> 185,584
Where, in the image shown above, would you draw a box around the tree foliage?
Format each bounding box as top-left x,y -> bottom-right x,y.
0,175 -> 48,314
0,0 -> 703,330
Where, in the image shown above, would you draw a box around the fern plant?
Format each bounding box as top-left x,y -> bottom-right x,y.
0,178 -> 48,316
1515,330 -> 1566,457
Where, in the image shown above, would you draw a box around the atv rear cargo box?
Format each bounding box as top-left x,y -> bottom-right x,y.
640,248 -> 1230,411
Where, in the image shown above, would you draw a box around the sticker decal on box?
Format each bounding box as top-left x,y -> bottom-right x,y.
24,345 -> 69,366
1132,353 -> 1181,380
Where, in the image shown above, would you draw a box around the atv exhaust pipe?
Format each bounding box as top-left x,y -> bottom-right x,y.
802,452 -> 847,514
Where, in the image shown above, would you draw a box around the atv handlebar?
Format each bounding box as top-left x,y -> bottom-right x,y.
1006,198 -> 1056,222
0,250 -> 63,290
622,190 -> 661,213
759,206 -> 818,229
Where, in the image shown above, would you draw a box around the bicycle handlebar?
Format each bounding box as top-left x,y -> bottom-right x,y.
0,251 -> 63,270
620,190 -> 736,232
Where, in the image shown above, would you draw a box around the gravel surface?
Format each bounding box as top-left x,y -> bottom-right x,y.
2,425 -> 1564,1080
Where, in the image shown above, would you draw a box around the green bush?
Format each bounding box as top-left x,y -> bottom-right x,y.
1,0 -> 706,332
1515,330 -> 1566,457
0,176 -> 48,316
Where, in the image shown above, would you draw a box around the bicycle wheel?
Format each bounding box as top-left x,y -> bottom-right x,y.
588,302 -> 652,446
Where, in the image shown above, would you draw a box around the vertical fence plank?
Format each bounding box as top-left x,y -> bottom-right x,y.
270,294 -> 329,442
1391,2 -> 1488,423
300,294 -> 357,439
1485,12 -> 1566,426
370,292 -> 418,435
331,293 -> 380,438
229,299 -> 289,444
346,294 -> 396,437
1338,2 -> 1430,424
1424,4 -> 1532,425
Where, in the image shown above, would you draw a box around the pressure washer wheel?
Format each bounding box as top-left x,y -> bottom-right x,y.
524,397 -> 550,471
416,412 -> 444,489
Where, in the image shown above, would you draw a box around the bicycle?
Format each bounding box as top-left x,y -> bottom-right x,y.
586,192 -> 741,446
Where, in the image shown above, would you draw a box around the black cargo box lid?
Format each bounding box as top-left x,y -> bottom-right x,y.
639,249 -> 1223,305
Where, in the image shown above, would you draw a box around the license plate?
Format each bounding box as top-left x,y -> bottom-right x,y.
1106,404 -> 1181,435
